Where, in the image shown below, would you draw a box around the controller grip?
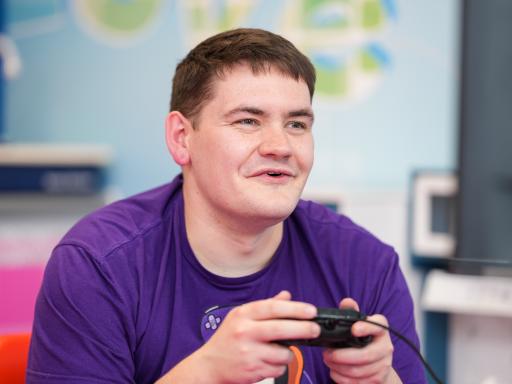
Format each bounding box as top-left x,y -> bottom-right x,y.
278,307 -> 373,348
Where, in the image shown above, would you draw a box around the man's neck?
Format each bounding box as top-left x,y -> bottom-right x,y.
183,194 -> 284,278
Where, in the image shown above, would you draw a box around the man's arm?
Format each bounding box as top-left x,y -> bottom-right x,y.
27,245 -> 135,383
322,245 -> 426,384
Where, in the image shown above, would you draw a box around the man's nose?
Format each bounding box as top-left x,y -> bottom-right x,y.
258,125 -> 292,159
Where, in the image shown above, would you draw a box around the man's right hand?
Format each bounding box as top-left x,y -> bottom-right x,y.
156,290 -> 320,384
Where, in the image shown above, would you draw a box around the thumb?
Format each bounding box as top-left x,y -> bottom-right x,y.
339,297 -> 360,311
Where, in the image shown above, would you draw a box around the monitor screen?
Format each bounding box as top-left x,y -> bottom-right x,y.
456,0 -> 512,270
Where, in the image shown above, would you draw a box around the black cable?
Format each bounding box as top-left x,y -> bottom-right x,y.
361,319 -> 444,384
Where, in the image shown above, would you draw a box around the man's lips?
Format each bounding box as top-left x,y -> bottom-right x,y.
250,168 -> 295,178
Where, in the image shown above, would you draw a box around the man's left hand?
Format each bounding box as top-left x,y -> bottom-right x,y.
322,298 -> 402,384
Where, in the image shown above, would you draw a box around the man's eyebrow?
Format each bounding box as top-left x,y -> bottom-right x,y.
288,108 -> 314,121
223,106 -> 265,118
224,106 -> 314,121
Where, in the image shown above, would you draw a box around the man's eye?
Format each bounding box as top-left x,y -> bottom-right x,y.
237,118 -> 258,126
288,121 -> 307,130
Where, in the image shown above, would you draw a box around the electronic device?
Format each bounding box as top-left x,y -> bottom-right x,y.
410,171 -> 457,267
279,307 -> 372,348
455,0 -> 512,274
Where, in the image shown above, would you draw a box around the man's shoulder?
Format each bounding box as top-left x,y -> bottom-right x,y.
294,199 -> 375,237
292,199 -> 394,255
59,176 -> 184,261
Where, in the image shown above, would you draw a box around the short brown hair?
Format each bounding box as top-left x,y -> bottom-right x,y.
170,28 -> 316,121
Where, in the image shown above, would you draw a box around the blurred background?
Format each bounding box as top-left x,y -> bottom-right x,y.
0,1 -> 511,383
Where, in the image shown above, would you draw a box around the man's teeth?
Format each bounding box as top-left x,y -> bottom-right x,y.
267,172 -> 282,176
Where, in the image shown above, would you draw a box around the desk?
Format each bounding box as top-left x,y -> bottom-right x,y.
422,270 -> 512,383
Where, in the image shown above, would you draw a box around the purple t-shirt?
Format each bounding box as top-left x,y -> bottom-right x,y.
27,175 -> 426,383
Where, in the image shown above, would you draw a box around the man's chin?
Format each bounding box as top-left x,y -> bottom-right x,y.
244,200 -> 299,224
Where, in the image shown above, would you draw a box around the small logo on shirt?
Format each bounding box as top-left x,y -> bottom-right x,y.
205,313 -> 221,330
200,305 -> 233,342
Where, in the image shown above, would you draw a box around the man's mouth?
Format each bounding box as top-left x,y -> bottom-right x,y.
256,169 -> 293,177
249,167 -> 295,179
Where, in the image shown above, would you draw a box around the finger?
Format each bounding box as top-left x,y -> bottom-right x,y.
273,290 -> 292,301
254,319 -> 321,342
254,345 -> 293,381
253,364 -> 288,381
260,343 -> 294,366
328,361 -> 391,383
324,351 -> 390,379
238,298 -> 317,321
323,334 -> 393,366
352,314 -> 388,338
339,297 -> 359,311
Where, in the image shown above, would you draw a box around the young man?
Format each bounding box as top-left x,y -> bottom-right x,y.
28,29 -> 426,383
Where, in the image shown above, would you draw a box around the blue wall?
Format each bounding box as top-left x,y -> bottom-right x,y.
4,0 -> 460,196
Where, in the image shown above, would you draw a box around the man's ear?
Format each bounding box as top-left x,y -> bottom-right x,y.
165,111 -> 192,166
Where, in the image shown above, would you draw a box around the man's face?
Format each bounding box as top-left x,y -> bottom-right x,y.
183,64 -> 314,226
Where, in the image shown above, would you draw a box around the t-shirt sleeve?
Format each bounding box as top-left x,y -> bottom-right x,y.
368,248 -> 427,384
27,244 -> 135,384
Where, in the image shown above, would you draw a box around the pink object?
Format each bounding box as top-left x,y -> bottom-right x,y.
0,266 -> 45,333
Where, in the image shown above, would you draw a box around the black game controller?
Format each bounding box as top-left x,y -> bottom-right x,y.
279,307 -> 372,348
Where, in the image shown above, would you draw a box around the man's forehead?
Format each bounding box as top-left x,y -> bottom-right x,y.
212,62 -> 309,92
188,62 -> 313,126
